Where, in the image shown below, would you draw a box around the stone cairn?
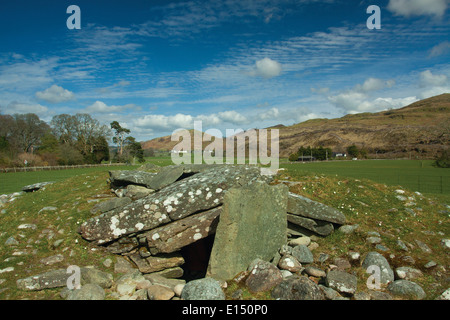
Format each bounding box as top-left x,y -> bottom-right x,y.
79,164 -> 347,289
14,165 -> 442,300
15,164 -> 442,300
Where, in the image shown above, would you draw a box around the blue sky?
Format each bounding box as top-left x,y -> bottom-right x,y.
0,0 -> 449,141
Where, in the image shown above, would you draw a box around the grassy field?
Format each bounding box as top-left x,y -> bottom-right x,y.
0,165 -> 139,195
280,159 -> 450,197
1,158 -> 449,199
0,158 -> 448,300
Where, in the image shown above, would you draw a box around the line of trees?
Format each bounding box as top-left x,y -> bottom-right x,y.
0,111 -> 143,168
288,144 -> 371,162
289,146 -> 333,161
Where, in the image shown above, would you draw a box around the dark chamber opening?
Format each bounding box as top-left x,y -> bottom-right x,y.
180,234 -> 215,282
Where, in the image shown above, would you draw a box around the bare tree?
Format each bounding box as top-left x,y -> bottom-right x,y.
13,113 -> 50,153
73,113 -> 111,156
50,114 -> 78,145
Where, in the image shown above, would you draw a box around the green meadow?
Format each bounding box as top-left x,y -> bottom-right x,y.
0,165 -> 138,195
1,158 -> 448,198
280,159 -> 450,196
0,156 -> 449,300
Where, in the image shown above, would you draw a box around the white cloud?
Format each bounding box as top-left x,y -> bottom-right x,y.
419,70 -> 448,87
36,84 -> 75,103
257,107 -> 280,121
328,91 -> 368,113
84,100 -> 140,113
218,110 -> 248,124
387,0 -> 448,17
250,58 -> 282,79
326,77 -> 417,114
135,113 -> 194,131
5,101 -> 48,114
418,70 -> 450,99
356,78 -> 395,93
328,92 -> 418,114
135,109 -> 249,132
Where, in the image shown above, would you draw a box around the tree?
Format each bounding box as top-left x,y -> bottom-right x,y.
434,149 -> 450,168
85,135 -> 110,164
57,144 -> 84,165
110,121 -> 131,157
124,136 -> 145,163
74,113 -> 110,158
0,115 -> 15,157
347,145 -> 359,158
50,114 -> 77,145
288,152 -> 299,162
144,148 -> 155,158
13,113 -> 50,153
51,113 -> 110,163
38,132 -> 60,154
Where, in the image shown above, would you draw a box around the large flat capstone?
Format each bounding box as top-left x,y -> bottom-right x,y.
80,165 -> 264,245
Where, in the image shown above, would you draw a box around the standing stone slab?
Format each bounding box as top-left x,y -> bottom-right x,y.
80,165 -> 263,245
207,182 -> 288,281
287,192 -> 346,225
143,206 -> 221,254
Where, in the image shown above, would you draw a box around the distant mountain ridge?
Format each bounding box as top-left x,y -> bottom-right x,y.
141,93 -> 450,159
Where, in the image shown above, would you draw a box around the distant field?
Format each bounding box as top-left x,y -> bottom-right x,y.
0,165 -> 138,195
281,159 -> 450,195
1,158 -> 448,197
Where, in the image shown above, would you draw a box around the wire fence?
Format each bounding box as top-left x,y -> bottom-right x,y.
354,173 -> 448,195
0,163 -> 128,173
0,163 -> 133,195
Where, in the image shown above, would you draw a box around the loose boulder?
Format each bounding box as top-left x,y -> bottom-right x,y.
361,251 -> 394,285
271,275 -> 325,300
325,270 -> 357,296
181,277 -> 225,300
388,280 -> 426,300
245,259 -> 283,292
